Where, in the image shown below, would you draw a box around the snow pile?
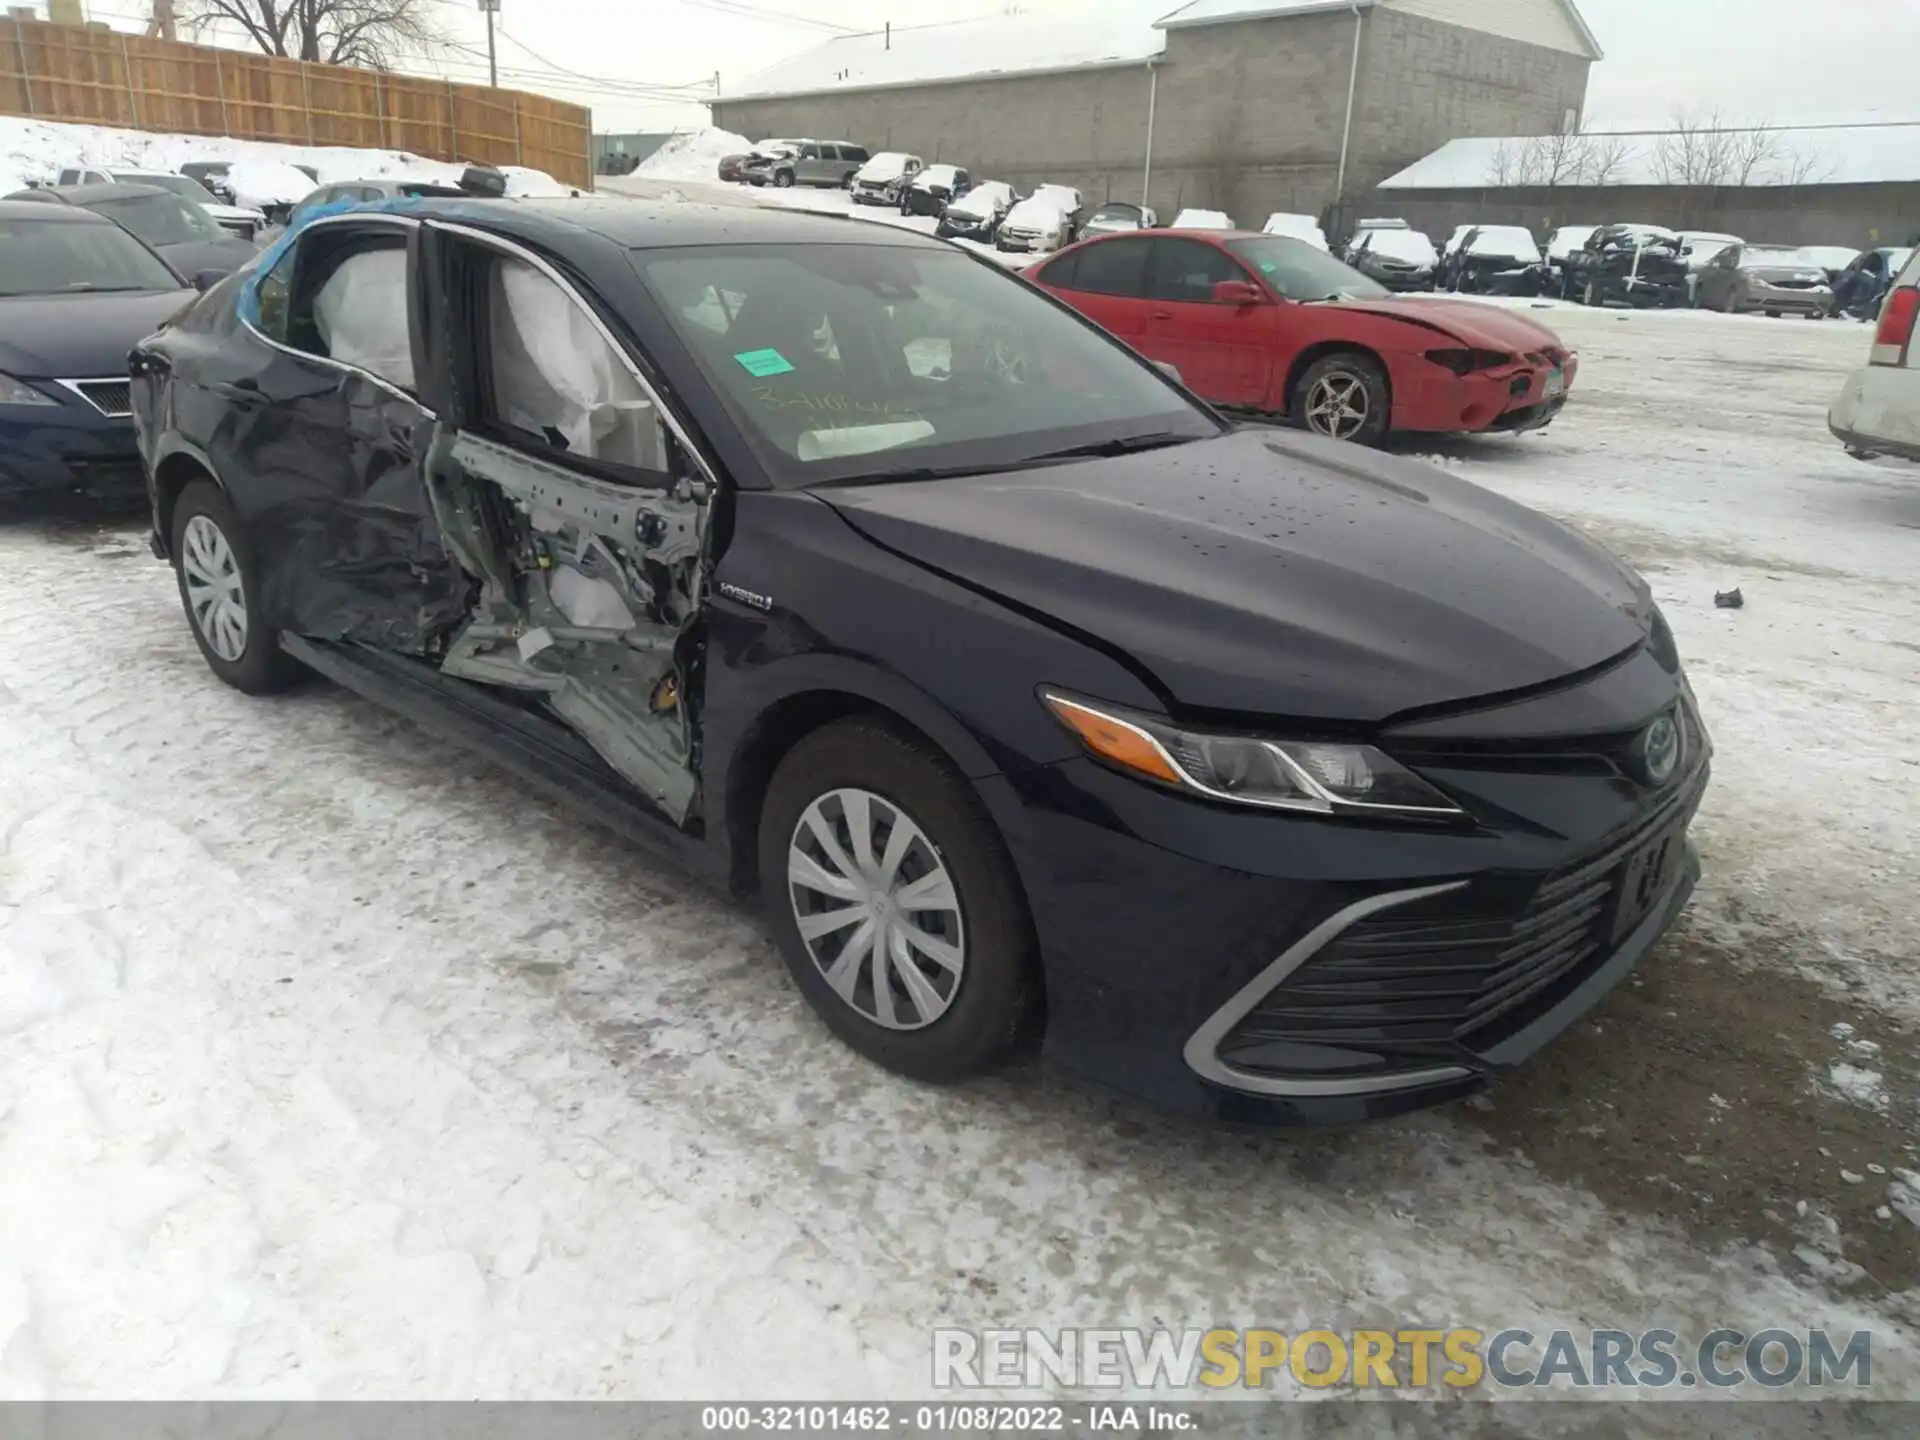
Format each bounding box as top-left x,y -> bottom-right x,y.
634,128 -> 751,182
0,115 -> 557,202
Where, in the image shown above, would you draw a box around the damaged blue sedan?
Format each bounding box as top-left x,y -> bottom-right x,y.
129,198 -> 1710,1125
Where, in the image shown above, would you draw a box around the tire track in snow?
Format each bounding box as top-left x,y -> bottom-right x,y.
0,520 -> 1914,1408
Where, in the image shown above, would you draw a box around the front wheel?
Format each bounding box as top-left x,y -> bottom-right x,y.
773,170 -> 794,189
171,479 -> 302,695
1294,353 -> 1390,445
758,719 -> 1037,1083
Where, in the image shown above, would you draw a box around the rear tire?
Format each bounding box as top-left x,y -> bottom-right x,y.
758,719 -> 1037,1084
1294,353 -> 1390,445
171,479 -> 302,695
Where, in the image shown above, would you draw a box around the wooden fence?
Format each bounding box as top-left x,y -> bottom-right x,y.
0,19 -> 592,189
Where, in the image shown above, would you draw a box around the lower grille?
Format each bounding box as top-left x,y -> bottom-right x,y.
1219,770 -> 1706,1076
64,379 -> 133,417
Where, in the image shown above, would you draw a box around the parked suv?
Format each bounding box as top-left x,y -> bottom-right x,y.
851,152 -> 924,207
1829,246 -> 1920,459
752,141 -> 871,189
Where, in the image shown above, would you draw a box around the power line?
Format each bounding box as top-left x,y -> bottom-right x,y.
670,0 -> 859,34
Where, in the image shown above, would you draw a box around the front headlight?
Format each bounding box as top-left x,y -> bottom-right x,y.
0,372 -> 57,407
1041,692 -> 1465,819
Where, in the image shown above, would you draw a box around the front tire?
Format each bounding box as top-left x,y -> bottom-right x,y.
171,479 -> 301,695
1294,353 -> 1390,445
773,170 -> 794,189
758,719 -> 1037,1083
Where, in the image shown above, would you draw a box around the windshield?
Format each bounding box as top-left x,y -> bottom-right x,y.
637,243 -> 1217,487
917,166 -> 960,188
1739,245 -> 1808,269
1363,230 -> 1437,265
0,217 -> 178,294
90,192 -> 221,246
114,173 -> 219,204
1227,236 -> 1385,301
1463,226 -> 1540,261
859,153 -> 912,180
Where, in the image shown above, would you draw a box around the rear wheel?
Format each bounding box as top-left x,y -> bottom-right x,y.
1295,353 -> 1390,445
171,480 -> 302,695
758,719 -> 1036,1083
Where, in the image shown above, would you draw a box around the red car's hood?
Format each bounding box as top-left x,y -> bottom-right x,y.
1329,297 -> 1566,351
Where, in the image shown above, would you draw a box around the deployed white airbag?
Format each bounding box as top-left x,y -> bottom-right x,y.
492,259 -> 662,468
313,247 -> 415,390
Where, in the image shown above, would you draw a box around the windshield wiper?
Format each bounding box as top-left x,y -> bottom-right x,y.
1017,431 -> 1197,463
818,432 -> 1200,488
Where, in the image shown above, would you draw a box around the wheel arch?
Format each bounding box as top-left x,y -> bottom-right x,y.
1283,342 -> 1394,421
714,665 -> 1011,901
150,438 -> 224,559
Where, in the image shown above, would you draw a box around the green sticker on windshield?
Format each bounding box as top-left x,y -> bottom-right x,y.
734,347 -> 795,377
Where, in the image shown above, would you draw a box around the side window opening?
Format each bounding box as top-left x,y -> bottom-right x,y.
307,243 -> 415,391
481,254 -> 669,475
254,245 -> 297,345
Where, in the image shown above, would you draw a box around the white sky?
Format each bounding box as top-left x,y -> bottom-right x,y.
68,0 -> 1920,135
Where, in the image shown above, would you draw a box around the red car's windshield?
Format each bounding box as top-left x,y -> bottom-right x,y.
1226,236 -> 1386,302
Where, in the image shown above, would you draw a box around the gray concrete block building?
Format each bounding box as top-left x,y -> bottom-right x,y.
709,0 -> 1601,228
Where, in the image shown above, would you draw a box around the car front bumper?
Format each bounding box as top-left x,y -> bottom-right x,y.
0,392 -> 146,503
1395,351 -> 1579,434
978,715 -> 1707,1126
1738,283 -> 1832,313
995,232 -> 1060,253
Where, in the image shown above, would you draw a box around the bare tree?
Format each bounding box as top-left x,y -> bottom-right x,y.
1485,129 -> 1638,189
184,0 -> 450,69
1579,131 -> 1635,187
1653,107 -> 1834,188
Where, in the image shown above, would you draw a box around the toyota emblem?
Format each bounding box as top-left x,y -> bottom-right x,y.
1636,713 -> 1681,786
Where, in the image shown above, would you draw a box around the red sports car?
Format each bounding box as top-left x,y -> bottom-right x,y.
1029,228 -> 1577,443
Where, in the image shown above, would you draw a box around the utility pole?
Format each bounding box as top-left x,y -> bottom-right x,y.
146,0 -> 176,42
479,0 -> 500,86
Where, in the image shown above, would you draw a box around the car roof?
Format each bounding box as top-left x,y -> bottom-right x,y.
42,181 -> 172,204
0,196 -> 116,223
421,197 -> 947,251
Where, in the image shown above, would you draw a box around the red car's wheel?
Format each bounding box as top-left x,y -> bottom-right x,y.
1295,354 -> 1389,445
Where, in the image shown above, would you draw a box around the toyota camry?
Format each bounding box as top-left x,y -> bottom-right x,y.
129,199 -> 1708,1125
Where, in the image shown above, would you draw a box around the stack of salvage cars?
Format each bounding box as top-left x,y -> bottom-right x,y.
1557,225 -> 1690,308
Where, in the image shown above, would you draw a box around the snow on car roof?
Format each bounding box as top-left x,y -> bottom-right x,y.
1172,209 -> 1234,229
1363,229 -> 1437,262
1381,122 -> 1920,190
728,3 -> 1172,100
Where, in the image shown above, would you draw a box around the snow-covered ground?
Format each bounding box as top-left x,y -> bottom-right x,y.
1,231 -> 1917,1408
0,116 -> 569,209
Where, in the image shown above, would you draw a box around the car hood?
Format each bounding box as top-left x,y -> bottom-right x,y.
1325,297 -> 1564,351
203,201 -> 266,222
155,235 -> 260,277
818,429 -> 1649,722
0,288 -> 190,377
